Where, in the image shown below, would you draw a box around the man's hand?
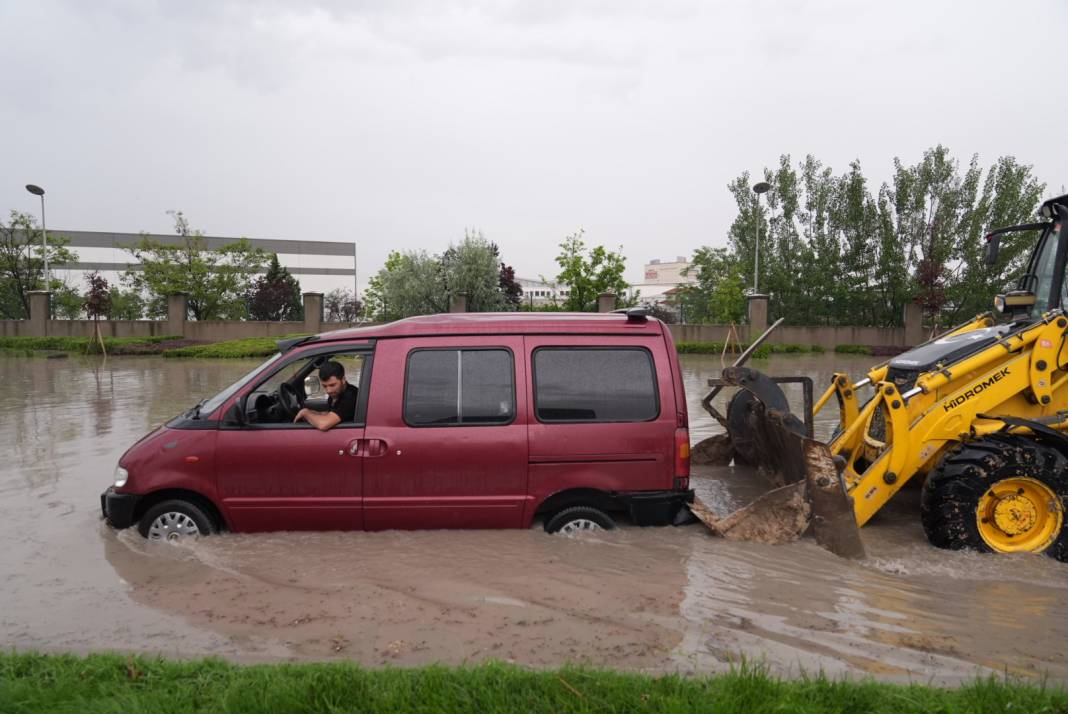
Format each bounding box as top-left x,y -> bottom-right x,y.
293,408 -> 308,424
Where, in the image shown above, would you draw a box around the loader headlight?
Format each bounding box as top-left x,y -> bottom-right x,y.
113,466 -> 129,488
993,294 -> 1006,314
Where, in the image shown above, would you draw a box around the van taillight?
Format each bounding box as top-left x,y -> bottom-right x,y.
674,428 -> 690,489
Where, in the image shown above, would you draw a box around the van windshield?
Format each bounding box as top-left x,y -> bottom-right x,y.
199,353 -> 284,417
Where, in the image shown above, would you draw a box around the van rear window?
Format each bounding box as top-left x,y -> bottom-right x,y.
533,348 -> 658,422
404,349 -> 515,426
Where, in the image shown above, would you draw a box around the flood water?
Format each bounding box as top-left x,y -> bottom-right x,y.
1,352 -> 1067,684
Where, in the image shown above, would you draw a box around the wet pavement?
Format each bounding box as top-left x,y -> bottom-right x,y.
1,353 -> 1066,683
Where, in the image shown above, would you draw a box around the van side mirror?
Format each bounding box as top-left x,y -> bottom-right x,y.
304,374 -> 322,396
224,402 -> 245,426
984,234 -> 1000,266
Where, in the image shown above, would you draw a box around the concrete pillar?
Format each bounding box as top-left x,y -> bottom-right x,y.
27,291 -> 51,337
597,293 -> 617,313
747,293 -> 768,333
903,301 -> 924,347
166,293 -> 188,337
303,292 -> 324,333
450,292 -> 468,313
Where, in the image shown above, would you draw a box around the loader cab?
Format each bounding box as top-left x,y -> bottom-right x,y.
985,194 -> 1068,322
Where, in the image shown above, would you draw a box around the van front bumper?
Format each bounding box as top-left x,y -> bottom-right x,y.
100,487 -> 140,529
620,489 -> 694,527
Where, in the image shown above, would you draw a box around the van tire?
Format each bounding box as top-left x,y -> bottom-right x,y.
544,506 -> 615,534
138,499 -> 216,542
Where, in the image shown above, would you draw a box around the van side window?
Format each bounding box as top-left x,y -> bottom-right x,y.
533,348 -> 658,422
404,349 -> 515,426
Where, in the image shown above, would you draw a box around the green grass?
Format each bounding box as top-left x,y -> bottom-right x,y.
0,335 -> 184,356
675,341 -> 824,359
0,653 -> 1064,713
162,334 -> 309,358
835,344 -> 875,355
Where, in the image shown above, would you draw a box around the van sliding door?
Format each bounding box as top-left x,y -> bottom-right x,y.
524,335 -> 677,519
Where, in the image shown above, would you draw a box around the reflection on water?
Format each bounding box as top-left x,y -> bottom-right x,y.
0,353 -> 1067,682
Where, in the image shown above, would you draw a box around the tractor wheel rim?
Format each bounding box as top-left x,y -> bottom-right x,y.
147,512 -> 200,542
976,477 -> 1063,553
559,518 -> 601,534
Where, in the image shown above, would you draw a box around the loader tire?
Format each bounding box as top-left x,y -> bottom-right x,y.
921,435 -> 1068,561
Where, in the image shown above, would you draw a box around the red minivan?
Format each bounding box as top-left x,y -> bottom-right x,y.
101,310 -> 693,541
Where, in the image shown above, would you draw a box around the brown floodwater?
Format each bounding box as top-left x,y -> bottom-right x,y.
1,352 -> 1066,684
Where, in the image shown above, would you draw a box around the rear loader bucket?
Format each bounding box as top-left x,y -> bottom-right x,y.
690,366 -> 866,560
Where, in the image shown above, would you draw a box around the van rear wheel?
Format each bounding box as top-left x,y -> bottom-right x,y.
138,499 -> 215,543
544,506 -> 615,535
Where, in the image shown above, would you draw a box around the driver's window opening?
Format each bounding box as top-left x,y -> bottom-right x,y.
245,352 -> 366,427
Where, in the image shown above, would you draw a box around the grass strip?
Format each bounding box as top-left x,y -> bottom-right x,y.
675,341 -> 824,359
2,652 -> 1065,714
162,334 -> 309,359
0,335 -> 186,356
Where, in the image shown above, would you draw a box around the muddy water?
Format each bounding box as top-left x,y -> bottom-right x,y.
1,353 -> 1067,683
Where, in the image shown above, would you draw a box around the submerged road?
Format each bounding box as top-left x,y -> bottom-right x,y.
1,353 -> 1065,683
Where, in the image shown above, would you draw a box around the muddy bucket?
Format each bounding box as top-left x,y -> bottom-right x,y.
689,366 -> 866,560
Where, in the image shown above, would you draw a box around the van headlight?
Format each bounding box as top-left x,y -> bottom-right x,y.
114,466 -> 129,488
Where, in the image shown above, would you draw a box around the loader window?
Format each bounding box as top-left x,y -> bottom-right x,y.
1031,222 -> 1067,318
533,347 -> 659,423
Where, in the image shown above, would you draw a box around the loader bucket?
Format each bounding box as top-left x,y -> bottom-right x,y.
690,366 -> 866,560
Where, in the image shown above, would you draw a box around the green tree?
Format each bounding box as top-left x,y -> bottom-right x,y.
364,231 -> 517,321
552,230 -> 630,311
106,287 -> 145,320
440,230 -> 509,312
882,149 -> 1044,325
247,253 -> 303,321
721,148 -> 1043,328
324,288 -> 362,322
123,211 -> 268,320
0,211 -> 77,319
365,249 -> 446,321
677,247 -> 747,324
52,280 -> 84,320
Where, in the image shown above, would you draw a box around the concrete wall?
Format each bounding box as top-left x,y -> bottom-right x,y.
666,323 -> 910,349
5,290 -> 919,350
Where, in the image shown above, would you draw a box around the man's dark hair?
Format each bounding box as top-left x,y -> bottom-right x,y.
319,360 -> 345,382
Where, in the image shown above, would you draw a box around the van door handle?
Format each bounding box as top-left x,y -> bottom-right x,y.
349,438 -> 388,457
364,439 -> 388,457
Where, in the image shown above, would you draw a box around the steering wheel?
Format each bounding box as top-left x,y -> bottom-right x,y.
278,381 -> 305,418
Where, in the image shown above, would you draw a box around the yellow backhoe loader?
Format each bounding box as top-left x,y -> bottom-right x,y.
692,192 -> 1068,562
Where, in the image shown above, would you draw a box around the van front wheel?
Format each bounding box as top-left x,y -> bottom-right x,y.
544,506 -> 615,535
138,499 -> 215,543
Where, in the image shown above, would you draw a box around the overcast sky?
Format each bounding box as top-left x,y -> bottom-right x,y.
2,0 -> 1065,291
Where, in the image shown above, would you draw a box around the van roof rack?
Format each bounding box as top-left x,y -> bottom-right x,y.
611,307 -> 649,323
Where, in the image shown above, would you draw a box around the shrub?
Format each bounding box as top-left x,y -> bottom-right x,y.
835,344 -> 874,355
163,334 -> 310,359
0,335 -> 184,355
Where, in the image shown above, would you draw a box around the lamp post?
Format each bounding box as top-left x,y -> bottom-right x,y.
751,181 -> 771,293
25,184 -> 48,291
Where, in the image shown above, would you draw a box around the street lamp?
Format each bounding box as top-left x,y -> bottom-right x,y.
752,181 -> 771,293
24,184 -> 48,291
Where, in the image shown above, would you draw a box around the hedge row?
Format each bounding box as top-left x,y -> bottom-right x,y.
0,335 -> 188,355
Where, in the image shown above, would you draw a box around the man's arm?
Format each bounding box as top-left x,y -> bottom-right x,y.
293,408 -> 341,431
